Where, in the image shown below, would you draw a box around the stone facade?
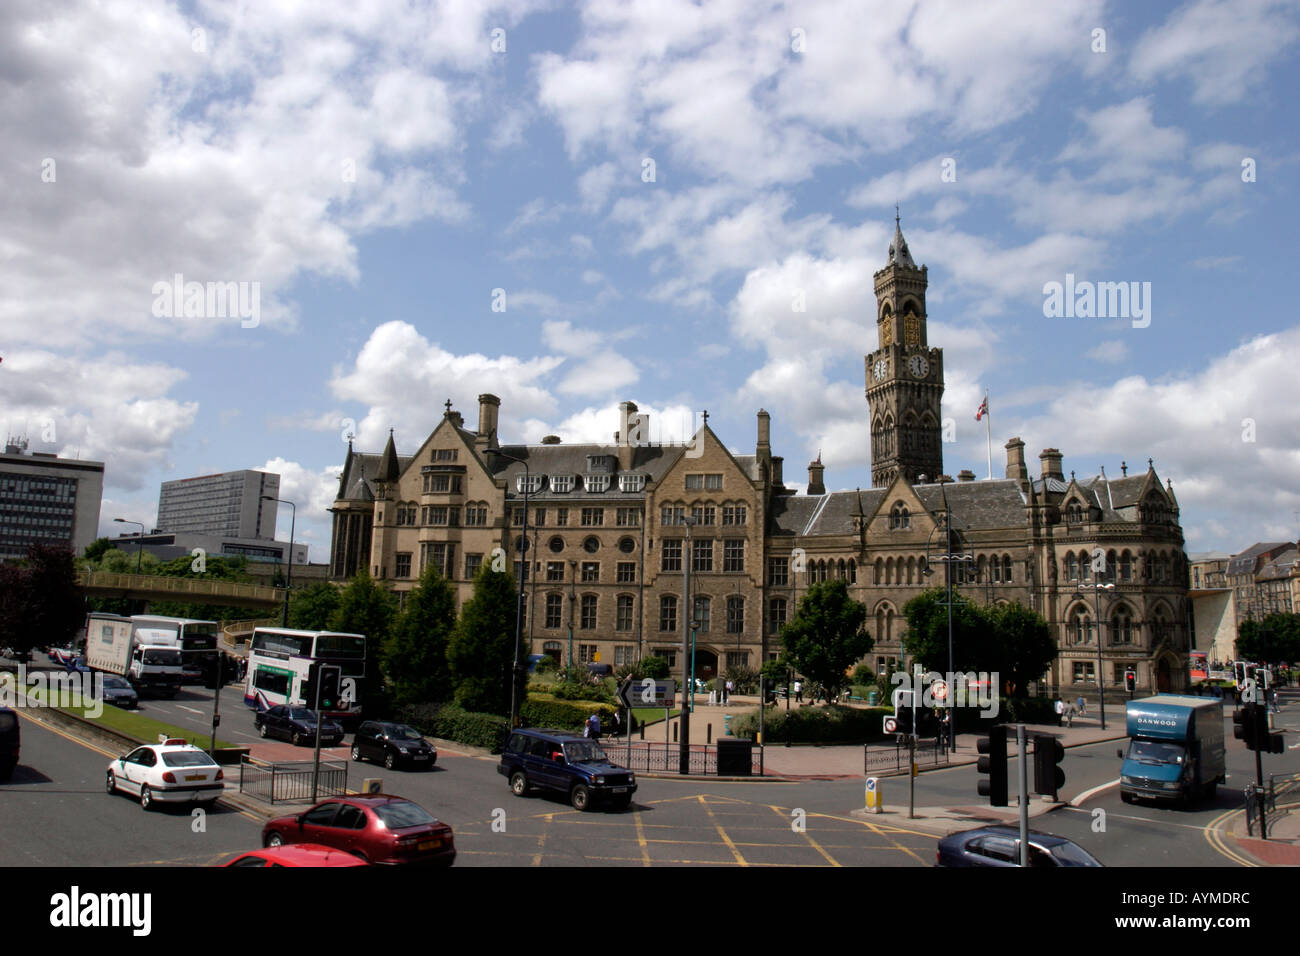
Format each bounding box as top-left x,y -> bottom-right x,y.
329,222 -> 1193,696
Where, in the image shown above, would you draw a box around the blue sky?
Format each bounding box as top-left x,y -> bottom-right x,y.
3,0 -> 1299,562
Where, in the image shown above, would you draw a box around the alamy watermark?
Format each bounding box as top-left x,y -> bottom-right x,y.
1042,274 -> 1150,328
1,666 -> 104,718
890,670 -> 998,718
151,273 -> 260,327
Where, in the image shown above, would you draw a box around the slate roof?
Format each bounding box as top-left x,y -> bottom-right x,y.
1227,542 -> 1292,577
492,442 -> 683,500
913,479 -> 1029,531
337,451 -> 415,502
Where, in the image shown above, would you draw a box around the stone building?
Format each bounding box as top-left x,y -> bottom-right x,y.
329,220 -> 1193,696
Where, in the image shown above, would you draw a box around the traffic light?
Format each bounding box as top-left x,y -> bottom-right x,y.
1266,732 -> 1285,755
309,662 -> 341,711
977,725 -> 1008,806
1233,705 -> 1258,748
1124,670 -> 1136,694
1033,734 -> 1065,800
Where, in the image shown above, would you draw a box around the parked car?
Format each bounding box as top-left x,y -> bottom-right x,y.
262,795 -> 455,866
254,705 -> 344,747
936,825 -> 1103,867
105,739 -> 225,810
0,707 -> 20,781
222,844 -> 368,867
499,728 -> 636,811
351,721 -> 437,770
100,674 -> 139,709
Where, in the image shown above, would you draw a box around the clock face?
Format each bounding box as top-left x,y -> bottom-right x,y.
872,358 -> 888,381
908,354 -> 929,378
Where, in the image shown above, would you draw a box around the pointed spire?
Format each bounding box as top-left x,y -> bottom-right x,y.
377,428 -> 399,482
888,208 -> 916,268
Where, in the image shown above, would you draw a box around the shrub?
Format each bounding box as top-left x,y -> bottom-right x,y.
522,695 -> 618,732
726,704 -> 893,744
1002,697 -> 1058,724
396,702 -> 509,752
552,680 -> 614,703
534,655 -> 558,674
851,662 -> 875,686
641,655 -> 670,679
723,665 -> 759,695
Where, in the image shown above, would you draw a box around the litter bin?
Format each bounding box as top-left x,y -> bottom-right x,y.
867,689 -> 879,705
716,737 -> 753,776
723,714 -> 733,735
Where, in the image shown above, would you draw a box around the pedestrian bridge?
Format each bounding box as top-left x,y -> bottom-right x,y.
76,570 -> 285,611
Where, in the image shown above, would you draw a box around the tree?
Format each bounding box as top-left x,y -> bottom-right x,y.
641,655 -> 671,680
779,579 -> 872,702
383,564 -> 456,704
987,601 -> 1057,697
446,563 -> 522,716
1237,613 -> 1300,666
82,537 -> 112,564
329,570 -> 398,708
289,581 -> 343,631
902,587 -> 996,674
0,545 -> 86,659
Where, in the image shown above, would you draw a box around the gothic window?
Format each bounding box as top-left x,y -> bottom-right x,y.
1120,551 -> 1133,582
849,560 -> 857,584
1111,606 -> 1133,644
886,556 -> 896,585
890,503 -> 910,529
1003,555 -> 1013,583
1070,606 -> 1091,645
1065,553 -> 1078,582
1066,501 -> 1083,524
874,557 -> 884,585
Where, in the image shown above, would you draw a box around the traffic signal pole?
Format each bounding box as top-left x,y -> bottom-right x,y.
1018,724 -> 1029,867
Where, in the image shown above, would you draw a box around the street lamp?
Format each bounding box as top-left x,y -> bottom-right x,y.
923,485 -> 971,751
492,450 -> 530,730
113,518 -> 144,574
680,514 -> 696,775
261,496 -> 296,627
568,559 -> 577,673
1075,576 -> 1115,731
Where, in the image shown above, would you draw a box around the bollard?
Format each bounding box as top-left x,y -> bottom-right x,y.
864,776 -> 882,813
673,722 -> 678,742
707,723 -> 712,744
639,721 -> 645,740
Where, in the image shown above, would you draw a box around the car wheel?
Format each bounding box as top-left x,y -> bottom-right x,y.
258,723 -> 268,738
571,784 -> 591,811
351,745 -> 362,762
105,770 -> 117,795
266,832 -> 283,848
139,785 -> 153,811
292,732 -> 303,747
510,772 -> 530,796
1121,791 -> 1134,804
385,753 -> 396,770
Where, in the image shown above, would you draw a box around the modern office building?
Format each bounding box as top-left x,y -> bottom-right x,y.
156,470 -> 280,539
0,439 -> 105,559
105,530 -> 307,567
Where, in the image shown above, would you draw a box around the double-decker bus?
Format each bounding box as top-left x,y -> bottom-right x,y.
243,627 -> 366,720
129,616 -> 220,684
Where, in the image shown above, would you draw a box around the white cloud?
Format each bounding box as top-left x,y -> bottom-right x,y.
1085,340 -> 1130,363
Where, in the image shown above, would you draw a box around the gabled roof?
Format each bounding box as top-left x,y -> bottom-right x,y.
337,451 -> 415,502
1227,542 -> 1293,577
912,479 -> 1028,531
491,442 -> 681,499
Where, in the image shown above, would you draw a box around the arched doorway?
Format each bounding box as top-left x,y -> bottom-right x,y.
1156,657 -> 1172,692
693,647 -> 718,683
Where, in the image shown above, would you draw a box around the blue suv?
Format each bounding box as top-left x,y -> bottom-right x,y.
499,728 -> 636,811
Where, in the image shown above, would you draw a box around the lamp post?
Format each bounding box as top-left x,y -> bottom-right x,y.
113,518 -> 144,574
680,514 -> 696,775
492,451 -> 530,730
1075,577 -> 1115,730
568,559 -> 577,672
923,486 -> 971,751
261,496 -> 296,627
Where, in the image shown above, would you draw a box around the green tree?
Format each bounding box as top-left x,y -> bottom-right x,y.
0,545 -> 86,659
446,564 -> 522,716
384,564 -> 456,704
328,569 -> 397,643
641,655 -> 671,680
289,581 -> 343,631
901,587 -> 995,674
82,537 -> 112,563
1237,613 -> 1300,666
987,601 -> 1057,696
779,579 -> 872,702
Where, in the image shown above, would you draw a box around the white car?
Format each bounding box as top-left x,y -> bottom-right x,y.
105,738 -> 225,810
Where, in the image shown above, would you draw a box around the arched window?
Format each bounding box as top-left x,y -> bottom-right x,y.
1078,550 -> 1092,583
1002,554 -> 1013,584
1066,501 -> 1083,523
837,559 -> 846,580
977,554 -> 988,583
849,559 -> 857,584
906,556 -> 915,585
875,604 -> 896,644
1120,551 -> 1133,582
886,556 -> 896,585
1070,606 -> 1092,645
890,502 -> 910,530
1065,553 -> 1078,582
874,557 -> 884,585
1111,606 -> 1133,645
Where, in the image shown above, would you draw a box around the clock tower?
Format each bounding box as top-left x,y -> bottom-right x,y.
865,213 -> 945,486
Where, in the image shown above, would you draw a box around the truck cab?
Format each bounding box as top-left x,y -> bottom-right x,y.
128,645 -> 183,698
1119,695 -> 1224,806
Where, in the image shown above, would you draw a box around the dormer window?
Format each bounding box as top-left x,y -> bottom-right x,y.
889,503 -> 910,530
550,475 -> 574,494
586,474 -> 611,493
517,475 -> 542,494
1066,501 -> 1084,524
619,474 -> 645,493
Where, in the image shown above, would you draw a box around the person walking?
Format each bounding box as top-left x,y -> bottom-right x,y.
794,679 -> 803,703
1054,697 -> 1064,727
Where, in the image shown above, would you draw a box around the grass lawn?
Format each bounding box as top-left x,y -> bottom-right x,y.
19,684 -> 235,750
631,707 -> 680,725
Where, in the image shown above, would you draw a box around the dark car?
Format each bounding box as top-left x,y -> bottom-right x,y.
936,825 -> 1103,867
254,705 -> 344,747
351,721 -> 437,770
499,728 -> 636,811
0,707 -> 19,781
100,674 -> 139,709
262,795 -> 455,866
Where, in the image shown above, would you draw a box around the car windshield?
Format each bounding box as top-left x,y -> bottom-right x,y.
103,676 -> 131,689
563,741 -> 607,764
1127,740 -> 1185,765
388,725 -> 423,741
288,708 -> 316,721
373,801 -> 437,829
1048,842 -> 1102,867
161,750 -> 218,768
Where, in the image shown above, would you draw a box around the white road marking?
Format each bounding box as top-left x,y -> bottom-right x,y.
1069,779 -> 1119,806
176,705 -> 203,715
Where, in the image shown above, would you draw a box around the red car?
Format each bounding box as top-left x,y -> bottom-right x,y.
223,844 -> 368,867
262,795 -> 455,866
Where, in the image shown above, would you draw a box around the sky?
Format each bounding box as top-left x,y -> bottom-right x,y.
2,0 -> 1299,563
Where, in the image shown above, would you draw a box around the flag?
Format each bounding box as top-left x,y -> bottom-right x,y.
975,396 -> 988,421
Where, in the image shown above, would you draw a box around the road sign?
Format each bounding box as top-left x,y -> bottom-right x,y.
883,715 -> 899,734
932,680 -> 948,702
618,678 -> 676,708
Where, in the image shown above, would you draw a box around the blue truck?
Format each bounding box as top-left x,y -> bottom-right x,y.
1118,695 -> 1225,805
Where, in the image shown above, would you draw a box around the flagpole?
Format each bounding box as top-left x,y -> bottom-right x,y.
984,392 -> 992,481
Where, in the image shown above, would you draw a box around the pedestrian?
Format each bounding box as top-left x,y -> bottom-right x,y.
724,679 -> 733,704
611,710 -> 622,736
794,679 -> 803,702
590,713 -> 601,739
1054,697 -> 1064,727
1076,695 -> 1086,717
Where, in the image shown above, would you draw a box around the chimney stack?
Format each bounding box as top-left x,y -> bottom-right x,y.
1039,448 -> 1064,482
617,400 -> 641,470
807,457 -> 825,496
476,394 -> 500,451
771,455 -> 784,487
1005,437 -> 1028,485
958,469 -> 975,482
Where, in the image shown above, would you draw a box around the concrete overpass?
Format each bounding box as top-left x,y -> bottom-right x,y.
77,570 -> 285,611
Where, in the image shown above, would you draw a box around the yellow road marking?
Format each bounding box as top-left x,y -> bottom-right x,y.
768,804 -> 841,866
531,812 -> 552,866
699,794 -> 747,866
633,807 -> 652,866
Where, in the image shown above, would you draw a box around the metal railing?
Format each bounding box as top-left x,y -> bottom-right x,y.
864,736 -> 952,775
608,742 -> 761,775
238,756 -> 348,804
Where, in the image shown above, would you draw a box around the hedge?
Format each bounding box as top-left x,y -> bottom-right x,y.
727,705 -> 893,744
520,695 -> 618,732
396,702 -> 509,752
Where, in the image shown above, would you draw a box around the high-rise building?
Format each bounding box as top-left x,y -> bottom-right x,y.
0,438 -> 104,559
156,470 -> 280,539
